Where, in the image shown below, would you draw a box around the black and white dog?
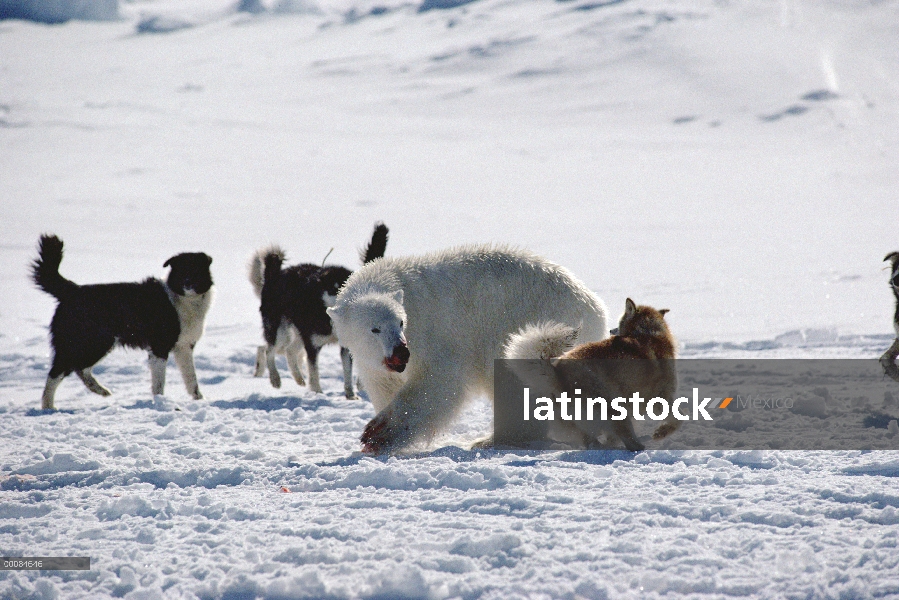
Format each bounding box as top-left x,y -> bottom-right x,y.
248,223 -> 388,398
881,252 -> 899,382
32,234 -> 214,410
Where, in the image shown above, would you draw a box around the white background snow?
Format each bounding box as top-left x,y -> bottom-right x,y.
1,0 -> 899,598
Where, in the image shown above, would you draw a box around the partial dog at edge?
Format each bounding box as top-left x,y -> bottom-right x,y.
248,223 -> 388,398
881,252 -> 899,382
503,298 -> 677,451
32,234 -> 214,410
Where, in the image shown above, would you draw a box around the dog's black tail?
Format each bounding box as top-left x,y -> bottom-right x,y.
260,250 -> 284,300
32,234 -> 78,300
359,222 -> 389,265
259,251 -> 285,346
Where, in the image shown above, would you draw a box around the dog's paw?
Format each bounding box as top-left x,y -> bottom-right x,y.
254,349 -> 267,377
344,390 -> 357,400
193,389 -> 204,400
652,423 -> 678,440
269,371 -> 282,389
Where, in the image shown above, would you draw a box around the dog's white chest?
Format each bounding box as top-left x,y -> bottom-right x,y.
171,289 -> 214,346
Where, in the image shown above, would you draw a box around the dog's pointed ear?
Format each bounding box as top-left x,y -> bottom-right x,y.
625,298 -> 637,316
205,253 -> 213,266
163,256 -> 174,268
393,290 -> 404,305
659,308 -> 670,317
885,252 -> 899,264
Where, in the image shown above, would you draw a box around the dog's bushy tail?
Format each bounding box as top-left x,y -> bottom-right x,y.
504,321 -> 579,360
359,222 -> 389,264
261,250 -> 284,299
248,245 -> 285,298
32,234 -> 78,300
502,322 -> 576,405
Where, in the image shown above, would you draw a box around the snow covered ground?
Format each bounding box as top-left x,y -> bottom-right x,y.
1,0 -> 898,597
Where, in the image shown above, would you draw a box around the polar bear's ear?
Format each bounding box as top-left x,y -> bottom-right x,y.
392,290 -> 404,305
326,306 -> 341,319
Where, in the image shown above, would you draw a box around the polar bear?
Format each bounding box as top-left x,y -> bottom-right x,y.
326,244 -> 609,453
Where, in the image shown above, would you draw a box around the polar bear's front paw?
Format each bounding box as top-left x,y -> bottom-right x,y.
362,408 -> 413,454
361,412 -> 392,454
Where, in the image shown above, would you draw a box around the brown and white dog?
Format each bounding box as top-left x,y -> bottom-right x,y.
504,299 -> 677,451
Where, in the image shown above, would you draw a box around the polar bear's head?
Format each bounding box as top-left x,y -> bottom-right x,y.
327,290 -> 409,373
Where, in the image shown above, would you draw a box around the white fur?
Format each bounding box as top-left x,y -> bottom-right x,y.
149,354 -> 167,396
504,322 -> 580,361
327,244 -> 608,451
77,368 -> 111,396
167,288 -> 214,399
41,375 -> 65,411
321,291 -> 338,308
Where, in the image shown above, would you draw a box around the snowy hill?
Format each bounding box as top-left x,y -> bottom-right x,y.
1,0 -> 899,598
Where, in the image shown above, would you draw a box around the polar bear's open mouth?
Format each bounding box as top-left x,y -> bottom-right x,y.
384,346 -> 410,372
385,357 -> 406,372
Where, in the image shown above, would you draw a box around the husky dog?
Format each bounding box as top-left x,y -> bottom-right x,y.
325,245 -> 609,453
32,234 -> 214,410
881,252 -> 899,382
248,223 -> 388,398
504,299 -> 677,451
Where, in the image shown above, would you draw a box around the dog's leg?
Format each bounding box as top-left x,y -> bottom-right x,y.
612,419 -> 645,452
77,369 -> 112,397
254,345 -> 267,377
41,374 -> 66,411
285,337 -> 306,386
652,417 -> 682,441
881,338 -> 899,383
652,387 -> 682,441
173,344 -> 203,399
149,354 -> 167,396
304,341 -> 323,394
266,345 -> 281,388
340,346 -> 355,399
